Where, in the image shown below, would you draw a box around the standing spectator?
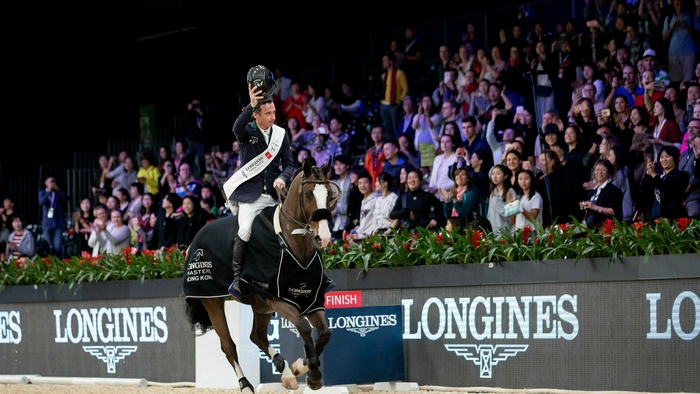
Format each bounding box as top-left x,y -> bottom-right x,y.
650,97 -> 683,159
87,205 -> 109,257
679,118 -> 700,218
177,195 -> 215,248
302,83 -> 327,124
5,214 -> 34,263
381,140 -> 413,192
662,0 -> 700,84
330,154 -> 354,240
580,159 -> 624,229
536,150 -> 568,226
114,187 -> 131,219
403,27 -> 423,95
397,95 -> 417,144
531,41 -> 557,119
364,125 -> 386,185
132,192 -> 157,250
487,164 -> 517,235
282,82 -> 307,129
513,169 -> 543,229
91,209 -> 131,255
643,145 -> 690,220
38,176 -> 68,258
412,93 -> 441,173
157,144 -> 174,173
137,150 -> 161,196
440,167 -> 479,224
126,182 -> 144,222
148,193 -> 183,251
607,145 -> 635,222
428,134 -> 460,198
563,125 -> 590,221
72,197 -> 94,255
0,195 -> 18,256
173,140 -> 190,171
380,51 -> 409,141
182,98 -> 209,177
91,154 -> 113,203
110,156 -> 138,197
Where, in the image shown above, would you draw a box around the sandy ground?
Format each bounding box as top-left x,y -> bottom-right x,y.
0,387 -> 471,394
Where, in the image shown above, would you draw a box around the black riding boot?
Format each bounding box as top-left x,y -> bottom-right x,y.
228,236 -> 249,299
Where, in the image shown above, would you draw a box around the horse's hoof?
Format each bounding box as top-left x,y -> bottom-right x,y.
292,357 -> 308,377
282,375 -> 299,391
306,374 -> 323,391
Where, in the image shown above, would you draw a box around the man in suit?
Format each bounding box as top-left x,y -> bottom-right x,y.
225,67 -> 295,298
38,176 -> 68,258
680,118 -> 700,217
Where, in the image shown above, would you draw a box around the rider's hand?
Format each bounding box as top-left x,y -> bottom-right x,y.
249,84 -> 264,108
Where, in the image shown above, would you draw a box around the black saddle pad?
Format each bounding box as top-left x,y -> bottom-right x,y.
182,206 -> 325,314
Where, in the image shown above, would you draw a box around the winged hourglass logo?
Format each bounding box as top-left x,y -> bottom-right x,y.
83,345 -> 138,373
444,344 -> 528,378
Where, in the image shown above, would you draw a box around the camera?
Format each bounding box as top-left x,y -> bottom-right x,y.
591,134 -> 603,145
599,109 -> 610,117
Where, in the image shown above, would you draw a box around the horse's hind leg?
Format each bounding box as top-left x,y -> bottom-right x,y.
201,298 -> 255,394
250,311 -> 298,390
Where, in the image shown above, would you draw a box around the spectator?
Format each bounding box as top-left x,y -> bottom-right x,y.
131,192 -> 157,250
110,156 -> 138,197
289,115 -> 315,154
412,93 -> 441,172
441,167 -> 479,224
148,192 -> 183,251
126,182 -> 144,222
629,105 -> 654,135
650,97 -> 683,159
381,140 -> 413,193
662,0 -> 700,84
536,150 -> 568,226
468,150 -> 492,217
38,176 -> 68,259
158,159 -> 178,201
177,195 -> 215,248
380,51 -> 409,141
114,187 -> 130,218
94,208 -> 131,255
581,159 -> 624,229
175,162 -> 203,199
504,149 -> 525,188
374,172 -> 399,235
71,197 -> 94,255
137,150 -> 161,196
487,164 -> 517,234
679,118 -> 700,218
389,169 -> 446,233
428,134 -> 461,198
350,173 -> 379,240
200,184 -> 221,215
302,83 -> 327,124
607,145 -> 635,222
91,154 -> 113,202
157,144 -> 174,173
397,95 -> 417,144
627,133 -> 655,218
0,195 -> 19,256
326,116 -> 351,158
330,155 -> 353,240
295,148 -> 313,169
173,139 -> 190,171
5,214 -> 34,264
513,169 -> 543,229
283,82 -> 308,129
397,134 -> 421,171
563,125 -> 590,221
364,125 -> 386,185
182,97 -> 210,177
643,145 -> 690,220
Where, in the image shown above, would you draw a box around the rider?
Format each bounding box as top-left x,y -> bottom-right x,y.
225,65 -> 295,299
225,65 -> 335,299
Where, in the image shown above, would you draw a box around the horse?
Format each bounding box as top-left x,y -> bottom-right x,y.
182,159 -> 340,393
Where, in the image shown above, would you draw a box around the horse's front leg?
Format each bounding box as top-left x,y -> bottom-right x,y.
250,310 -> 298,390
273,302 -> 323,390
306,311 -> 331,358
201,298 -> 254,394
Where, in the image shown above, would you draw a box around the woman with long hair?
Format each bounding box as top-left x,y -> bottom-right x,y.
629,105 -> 653,135
177,195 -> 215,248
131,192 -> 156,249
514,169 -> 542,229
469,150 -> 492,217
537,150 -> 568,226
487,164 -> 517,234
374,172 -> 399,235
504,149 -> 524,188
650,98 -> 683,159
607,145 -> 634,222
641,146 -> 690,220
563,125 -> 589,221
440,167 -> 479,224
412,93 -> 441,173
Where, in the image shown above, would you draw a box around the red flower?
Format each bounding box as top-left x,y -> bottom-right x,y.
557,223 -> 572,233
329,248 -> 336,255
343,243 -> 349,252
602,219 -> 615,235
499,239 -> 505,244
677,217 -> 691,232
547,233 -> 553,246
633,221 -> 644,238
404,243 -> 412,251
447,240 -> 453,246
435,233 -> 443,243
372,243 -> 381,251
522,226 -> 531,245
471,230 -> 483,247
534,237 -> 539,245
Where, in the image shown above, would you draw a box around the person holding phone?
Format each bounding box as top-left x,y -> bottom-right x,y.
642,145 -> 689,220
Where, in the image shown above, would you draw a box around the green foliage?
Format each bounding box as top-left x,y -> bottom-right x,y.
1,219 -> 698,289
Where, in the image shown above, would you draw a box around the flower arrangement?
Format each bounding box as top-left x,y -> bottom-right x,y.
1,219 -> 698,290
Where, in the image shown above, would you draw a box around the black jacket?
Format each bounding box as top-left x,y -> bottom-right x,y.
585,182 -> 623,229
230,105 -> 295,203
390,188 -> 446,231
643,168 -> 690,219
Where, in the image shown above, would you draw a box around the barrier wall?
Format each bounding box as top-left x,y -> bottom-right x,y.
1,254 -> 698,391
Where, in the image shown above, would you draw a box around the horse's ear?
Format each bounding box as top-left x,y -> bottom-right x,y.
320,161 -> 331,178
303,158 -> 313,177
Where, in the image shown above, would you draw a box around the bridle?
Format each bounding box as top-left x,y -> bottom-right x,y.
278,175 -> 340,236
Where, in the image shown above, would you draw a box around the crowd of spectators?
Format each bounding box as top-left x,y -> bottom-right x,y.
3,0 -> 700,262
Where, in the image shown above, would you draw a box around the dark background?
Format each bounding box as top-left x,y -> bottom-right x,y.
6,1 -> 525,180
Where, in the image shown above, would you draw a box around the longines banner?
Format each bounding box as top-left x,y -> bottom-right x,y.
391,279 -> 699,392
0,297 -> 195,382
259,306 -> 404,386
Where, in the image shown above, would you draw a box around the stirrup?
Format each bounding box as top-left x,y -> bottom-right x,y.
228,279 -> 243,300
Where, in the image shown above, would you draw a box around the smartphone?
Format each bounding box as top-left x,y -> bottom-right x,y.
599,109 -> 611,117
444,73 -> 451,83
586,20 -> 597,27
516,106 -> 524,114
618,77 -> 626,85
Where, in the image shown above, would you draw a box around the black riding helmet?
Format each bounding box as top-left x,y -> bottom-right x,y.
246,65 -> 276,101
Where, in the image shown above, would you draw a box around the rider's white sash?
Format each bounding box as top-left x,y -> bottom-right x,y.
223,124 -> 285,199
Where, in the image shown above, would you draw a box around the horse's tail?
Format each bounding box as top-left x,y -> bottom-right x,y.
185,299 -> 213,333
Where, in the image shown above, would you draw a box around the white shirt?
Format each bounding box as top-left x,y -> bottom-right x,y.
429,152 -> 457,198
515,191 -> 543,229
355,192 -> 379,239
372,192 -> 399,232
